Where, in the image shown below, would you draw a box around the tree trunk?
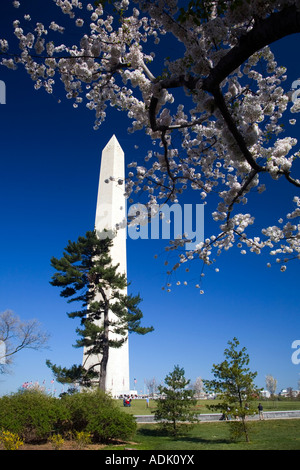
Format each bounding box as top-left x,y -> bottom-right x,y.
99,342 -> 108,390
241,417 -> 250,443
98,303 -> 110,391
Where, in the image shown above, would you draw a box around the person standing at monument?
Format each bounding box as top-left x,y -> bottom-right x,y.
258,403 -> 264,420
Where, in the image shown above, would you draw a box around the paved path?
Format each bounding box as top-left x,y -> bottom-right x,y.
134,410 -> 300,423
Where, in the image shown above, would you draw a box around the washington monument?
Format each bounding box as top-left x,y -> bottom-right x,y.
83,135 -> 130,397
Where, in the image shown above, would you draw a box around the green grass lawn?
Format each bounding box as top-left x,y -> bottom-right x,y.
103,419 -> 300,450
107,399 -> 300,450
115,398 -> 300,415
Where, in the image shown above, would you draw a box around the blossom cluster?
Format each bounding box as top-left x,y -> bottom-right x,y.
1,0 -> 300,282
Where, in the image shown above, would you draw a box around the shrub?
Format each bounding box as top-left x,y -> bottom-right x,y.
73,430 -> 92,449
0,430 -> 24,450
62,390 -> 137,443
0,388 -> 136,445
0,389 -> 68,442
49,433 -> 65,450
86,405 -> 137,442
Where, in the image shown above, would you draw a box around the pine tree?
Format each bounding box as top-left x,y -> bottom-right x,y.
154,365 -> 197,436
47,230 -> 153,390
204,337 -> 261,442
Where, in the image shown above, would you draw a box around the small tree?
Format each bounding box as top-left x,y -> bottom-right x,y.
145,377 -> 158,397
48,230 -> 153,390
0,310 -> 49,374
154,365 -> 197,436
204,338 -> 261,443
190,376 -> 204,398
265,375 -> 277,397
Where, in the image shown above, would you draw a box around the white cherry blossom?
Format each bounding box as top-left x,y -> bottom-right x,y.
1,0 -> 300,281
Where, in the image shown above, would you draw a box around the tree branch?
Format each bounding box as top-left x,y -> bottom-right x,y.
212,86 -> 265,173
226,169 -> 259,226
202,4 -> 300,92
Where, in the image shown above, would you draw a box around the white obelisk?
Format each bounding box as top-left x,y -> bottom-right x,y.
83,135 -> 130,397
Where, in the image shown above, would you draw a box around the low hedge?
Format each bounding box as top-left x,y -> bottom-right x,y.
0,389 -> 136,443
61,390 -> 137,442
0,389 -> 66,442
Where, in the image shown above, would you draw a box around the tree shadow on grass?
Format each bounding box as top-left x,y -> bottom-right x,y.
137,427 -> 231,446
173,435 -> 232,445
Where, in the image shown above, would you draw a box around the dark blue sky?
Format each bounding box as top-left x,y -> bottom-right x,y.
0,1 -> 300,395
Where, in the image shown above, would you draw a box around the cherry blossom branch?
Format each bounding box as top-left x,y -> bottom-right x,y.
280,170 -> 300,188
212,86 -> 265,173
226,169 -> 259,226
202,4 -> 300,92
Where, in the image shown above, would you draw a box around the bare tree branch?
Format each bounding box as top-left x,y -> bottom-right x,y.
0,310 -> 49,373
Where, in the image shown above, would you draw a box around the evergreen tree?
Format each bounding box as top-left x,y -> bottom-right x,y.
204,337 -> 261,442
154,365 -> 197,436
47,230 -> 153,390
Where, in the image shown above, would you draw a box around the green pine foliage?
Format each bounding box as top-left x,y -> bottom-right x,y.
154,365 -> 197,436
204,337 -> 261,442
48,230 -> 153,389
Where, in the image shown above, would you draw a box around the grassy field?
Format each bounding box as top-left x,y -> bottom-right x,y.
103,419 -> 300,450
105,399 -> 300,450
115,398 -> 300,415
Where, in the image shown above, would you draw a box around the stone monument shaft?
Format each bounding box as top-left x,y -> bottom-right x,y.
83,135 -> 130,396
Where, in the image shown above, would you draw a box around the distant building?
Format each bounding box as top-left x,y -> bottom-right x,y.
279,389 -> 300,398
